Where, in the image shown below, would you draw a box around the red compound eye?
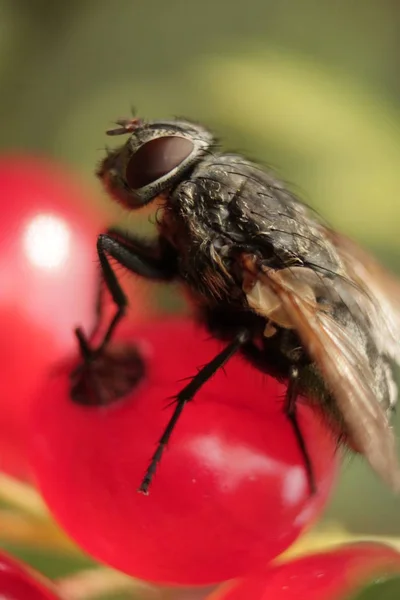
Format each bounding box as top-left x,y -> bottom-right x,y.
125,136 -> 194,189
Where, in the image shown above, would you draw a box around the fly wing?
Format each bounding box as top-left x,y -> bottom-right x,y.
326,229 -> 400,364
244,258 -> 400,491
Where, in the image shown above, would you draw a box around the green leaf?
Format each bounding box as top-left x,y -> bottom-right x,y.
0,543 -> 95,578
350,576 -> 400,600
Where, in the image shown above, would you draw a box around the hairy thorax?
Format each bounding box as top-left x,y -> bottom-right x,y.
159,153 -> 343,308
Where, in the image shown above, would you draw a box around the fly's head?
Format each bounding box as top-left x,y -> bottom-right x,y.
97,116 -> 215,210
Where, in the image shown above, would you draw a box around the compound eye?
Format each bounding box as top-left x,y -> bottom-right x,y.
125,136 -> 195,189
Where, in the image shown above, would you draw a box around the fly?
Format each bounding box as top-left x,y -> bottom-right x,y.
72,115 -> 400,495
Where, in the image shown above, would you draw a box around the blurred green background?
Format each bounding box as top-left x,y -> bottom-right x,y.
1,0 -> 400,595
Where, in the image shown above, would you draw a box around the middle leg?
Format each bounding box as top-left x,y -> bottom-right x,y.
139,328 -> 251,493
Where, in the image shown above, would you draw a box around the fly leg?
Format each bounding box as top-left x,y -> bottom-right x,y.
71,229 -> 178,404
285,365 -> 316,495
76,228 -> 177,355
139,329 -> 251,494
241,342 -> 316,494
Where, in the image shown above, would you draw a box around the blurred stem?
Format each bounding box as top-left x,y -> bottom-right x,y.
0,473 -> 48,519
281,522 -> 400,560
0,509 -> 78,553
0,474 -> 83,554
56,569 -> 213,600
56,568 -> 156,600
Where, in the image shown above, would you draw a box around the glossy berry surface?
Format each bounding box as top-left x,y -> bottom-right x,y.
30,317 -> 338,585
0,550 -> 60,600
0,155 -> 104,478
208,543 -> 400,600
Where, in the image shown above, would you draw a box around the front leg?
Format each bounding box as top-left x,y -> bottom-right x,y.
78,228 -> 178,355
71,229 -> 178,404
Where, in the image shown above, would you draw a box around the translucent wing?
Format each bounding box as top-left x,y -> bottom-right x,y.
243,256 -> 400,491
327,229 -> 400,364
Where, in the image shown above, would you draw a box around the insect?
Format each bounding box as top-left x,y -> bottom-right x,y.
73,114 -> 400,495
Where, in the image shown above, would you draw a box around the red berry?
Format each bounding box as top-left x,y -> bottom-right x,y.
29,318 -> 338,585
0,155 -> 104,478
208,543 -> 400,600
0,550 -> 60,600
